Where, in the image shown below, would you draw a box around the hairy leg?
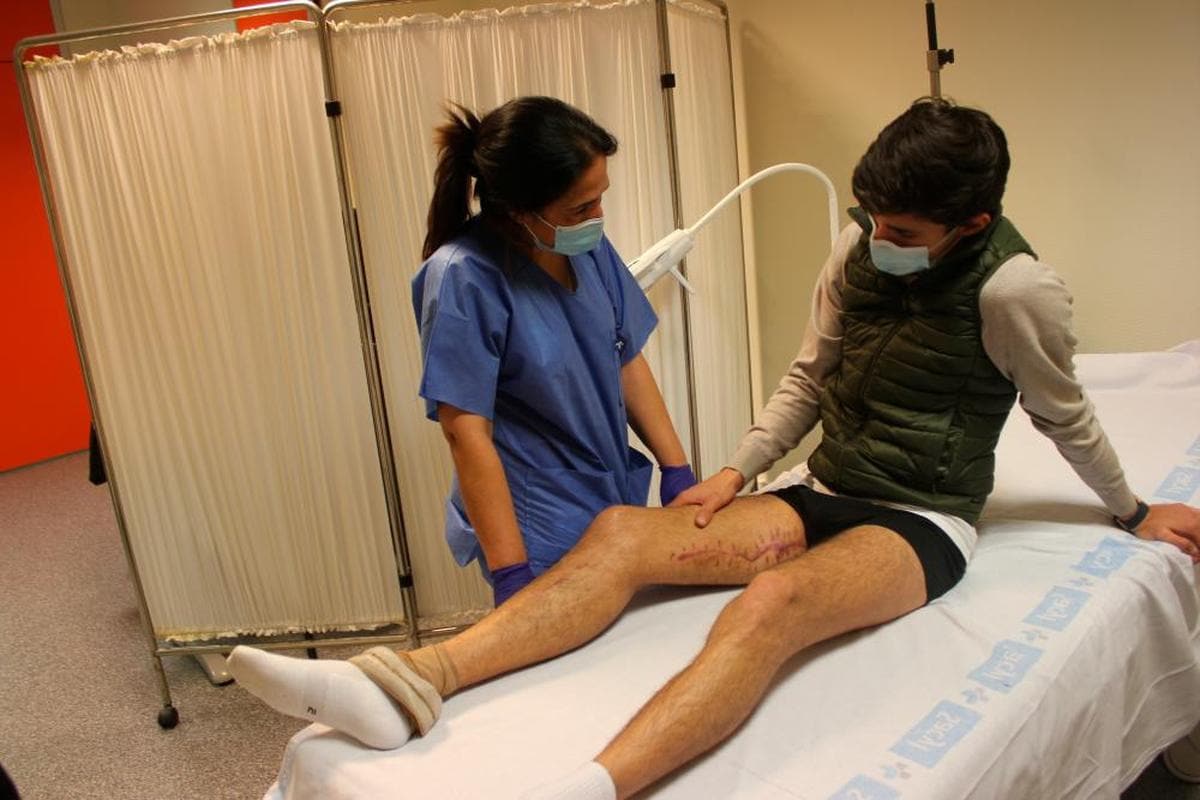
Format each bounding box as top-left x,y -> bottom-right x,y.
594,524 -> 928,798
230,495 -> 806,747
441,495 -> 806,688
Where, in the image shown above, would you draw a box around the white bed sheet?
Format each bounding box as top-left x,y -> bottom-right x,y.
266,344 -> 1200,800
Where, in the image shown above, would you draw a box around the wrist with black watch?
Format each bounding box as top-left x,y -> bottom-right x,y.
1114,499 -> 1150,533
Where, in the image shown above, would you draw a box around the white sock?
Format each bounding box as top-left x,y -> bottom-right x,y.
519,762 -> 617,800
227,645 -> 413,749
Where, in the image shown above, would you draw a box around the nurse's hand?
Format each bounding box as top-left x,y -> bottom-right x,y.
492,561 -> 536,606
669,467 -> 745,528
1133,503 -> 1200,563
659,464 -> 697,506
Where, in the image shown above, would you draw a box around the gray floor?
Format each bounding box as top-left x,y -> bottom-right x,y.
0,452 -> 1196,799
0,453 -> 303,800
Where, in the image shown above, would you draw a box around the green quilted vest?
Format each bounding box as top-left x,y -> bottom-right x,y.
807,207 -> 1036,523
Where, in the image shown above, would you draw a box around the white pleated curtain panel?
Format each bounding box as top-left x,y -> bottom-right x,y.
666,2 -> 751,467
22,0 -> 749,635
25,24 -> 405,640
328,0 -> 748,620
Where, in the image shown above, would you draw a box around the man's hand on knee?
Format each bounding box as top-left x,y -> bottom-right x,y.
669,467 -> 745,528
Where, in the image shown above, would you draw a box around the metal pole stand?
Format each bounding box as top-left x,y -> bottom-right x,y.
924,0 -> 955,97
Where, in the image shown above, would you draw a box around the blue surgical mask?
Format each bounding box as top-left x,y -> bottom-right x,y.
528,213 -> 605,256
868,216 -> 958,277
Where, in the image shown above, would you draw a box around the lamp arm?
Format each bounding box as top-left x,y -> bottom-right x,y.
687,162 -> 839,251
631,162 -> 840,292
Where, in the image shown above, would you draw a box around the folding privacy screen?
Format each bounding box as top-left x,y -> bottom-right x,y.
16,0 -> 749,724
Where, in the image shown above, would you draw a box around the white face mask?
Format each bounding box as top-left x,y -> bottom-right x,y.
869,216 -> 959,277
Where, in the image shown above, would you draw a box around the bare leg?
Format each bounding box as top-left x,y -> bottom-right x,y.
441,495 -> 807,687
230,496 -> 807,749
594,525 -> 927,798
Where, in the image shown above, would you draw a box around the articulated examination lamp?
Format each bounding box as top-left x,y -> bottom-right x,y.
628,162 -> 840,292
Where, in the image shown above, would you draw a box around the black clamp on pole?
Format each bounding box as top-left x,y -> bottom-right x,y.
925,0 -> 955,98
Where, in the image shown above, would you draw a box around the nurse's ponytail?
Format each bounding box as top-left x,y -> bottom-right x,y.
422,105 -> 482,259
421,96 -> 617,260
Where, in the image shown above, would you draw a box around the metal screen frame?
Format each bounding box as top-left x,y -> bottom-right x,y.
14,0 -> 750,730
13,0 -> 420,730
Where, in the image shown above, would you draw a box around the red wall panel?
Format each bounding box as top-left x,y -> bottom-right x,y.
233,0 -> 309,31
1,3 -> 90,473
1,2 -> 315,472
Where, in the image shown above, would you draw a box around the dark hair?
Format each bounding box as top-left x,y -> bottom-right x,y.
422,96 -> 618,259
852,97 -> 1010,226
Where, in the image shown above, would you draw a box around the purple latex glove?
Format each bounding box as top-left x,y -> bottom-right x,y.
659,464 -> 697,507
491,561 -> 535,606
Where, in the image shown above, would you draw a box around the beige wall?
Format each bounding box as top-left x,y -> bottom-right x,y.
51,0 -> 234,49
328,0 -> 551,23
725,0 -> 1200,468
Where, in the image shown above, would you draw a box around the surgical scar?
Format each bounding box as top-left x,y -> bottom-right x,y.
671,534 -> 806,569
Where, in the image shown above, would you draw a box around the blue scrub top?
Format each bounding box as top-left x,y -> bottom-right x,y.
412,219 -> 657,575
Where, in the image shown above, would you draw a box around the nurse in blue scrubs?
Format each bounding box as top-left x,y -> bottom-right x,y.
412,96 -> 695,607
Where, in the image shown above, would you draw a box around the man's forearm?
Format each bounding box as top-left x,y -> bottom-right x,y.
979,256 -> 1137,517
729,223 -> 853,479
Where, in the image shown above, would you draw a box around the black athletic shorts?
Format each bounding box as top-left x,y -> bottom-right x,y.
766,484 -> 967,601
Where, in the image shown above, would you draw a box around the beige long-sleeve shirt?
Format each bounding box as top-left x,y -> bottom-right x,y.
729,223 -> 1139,519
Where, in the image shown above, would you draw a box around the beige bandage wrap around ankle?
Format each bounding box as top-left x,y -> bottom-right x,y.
408,644 -> 461,697
349,646 -> 443,735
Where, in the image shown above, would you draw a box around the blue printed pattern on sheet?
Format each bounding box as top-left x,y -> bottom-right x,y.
1152,433 -> 1200,502
967,640 -> 1044,692
820,445 -> 1200,800
1024,586 -> 1091,631
889,701 -> 982,767
829,775 -> 901,800
1071,537 -> 1136,578
1154,466 -> 1200,503
822,432 -> 1200,799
